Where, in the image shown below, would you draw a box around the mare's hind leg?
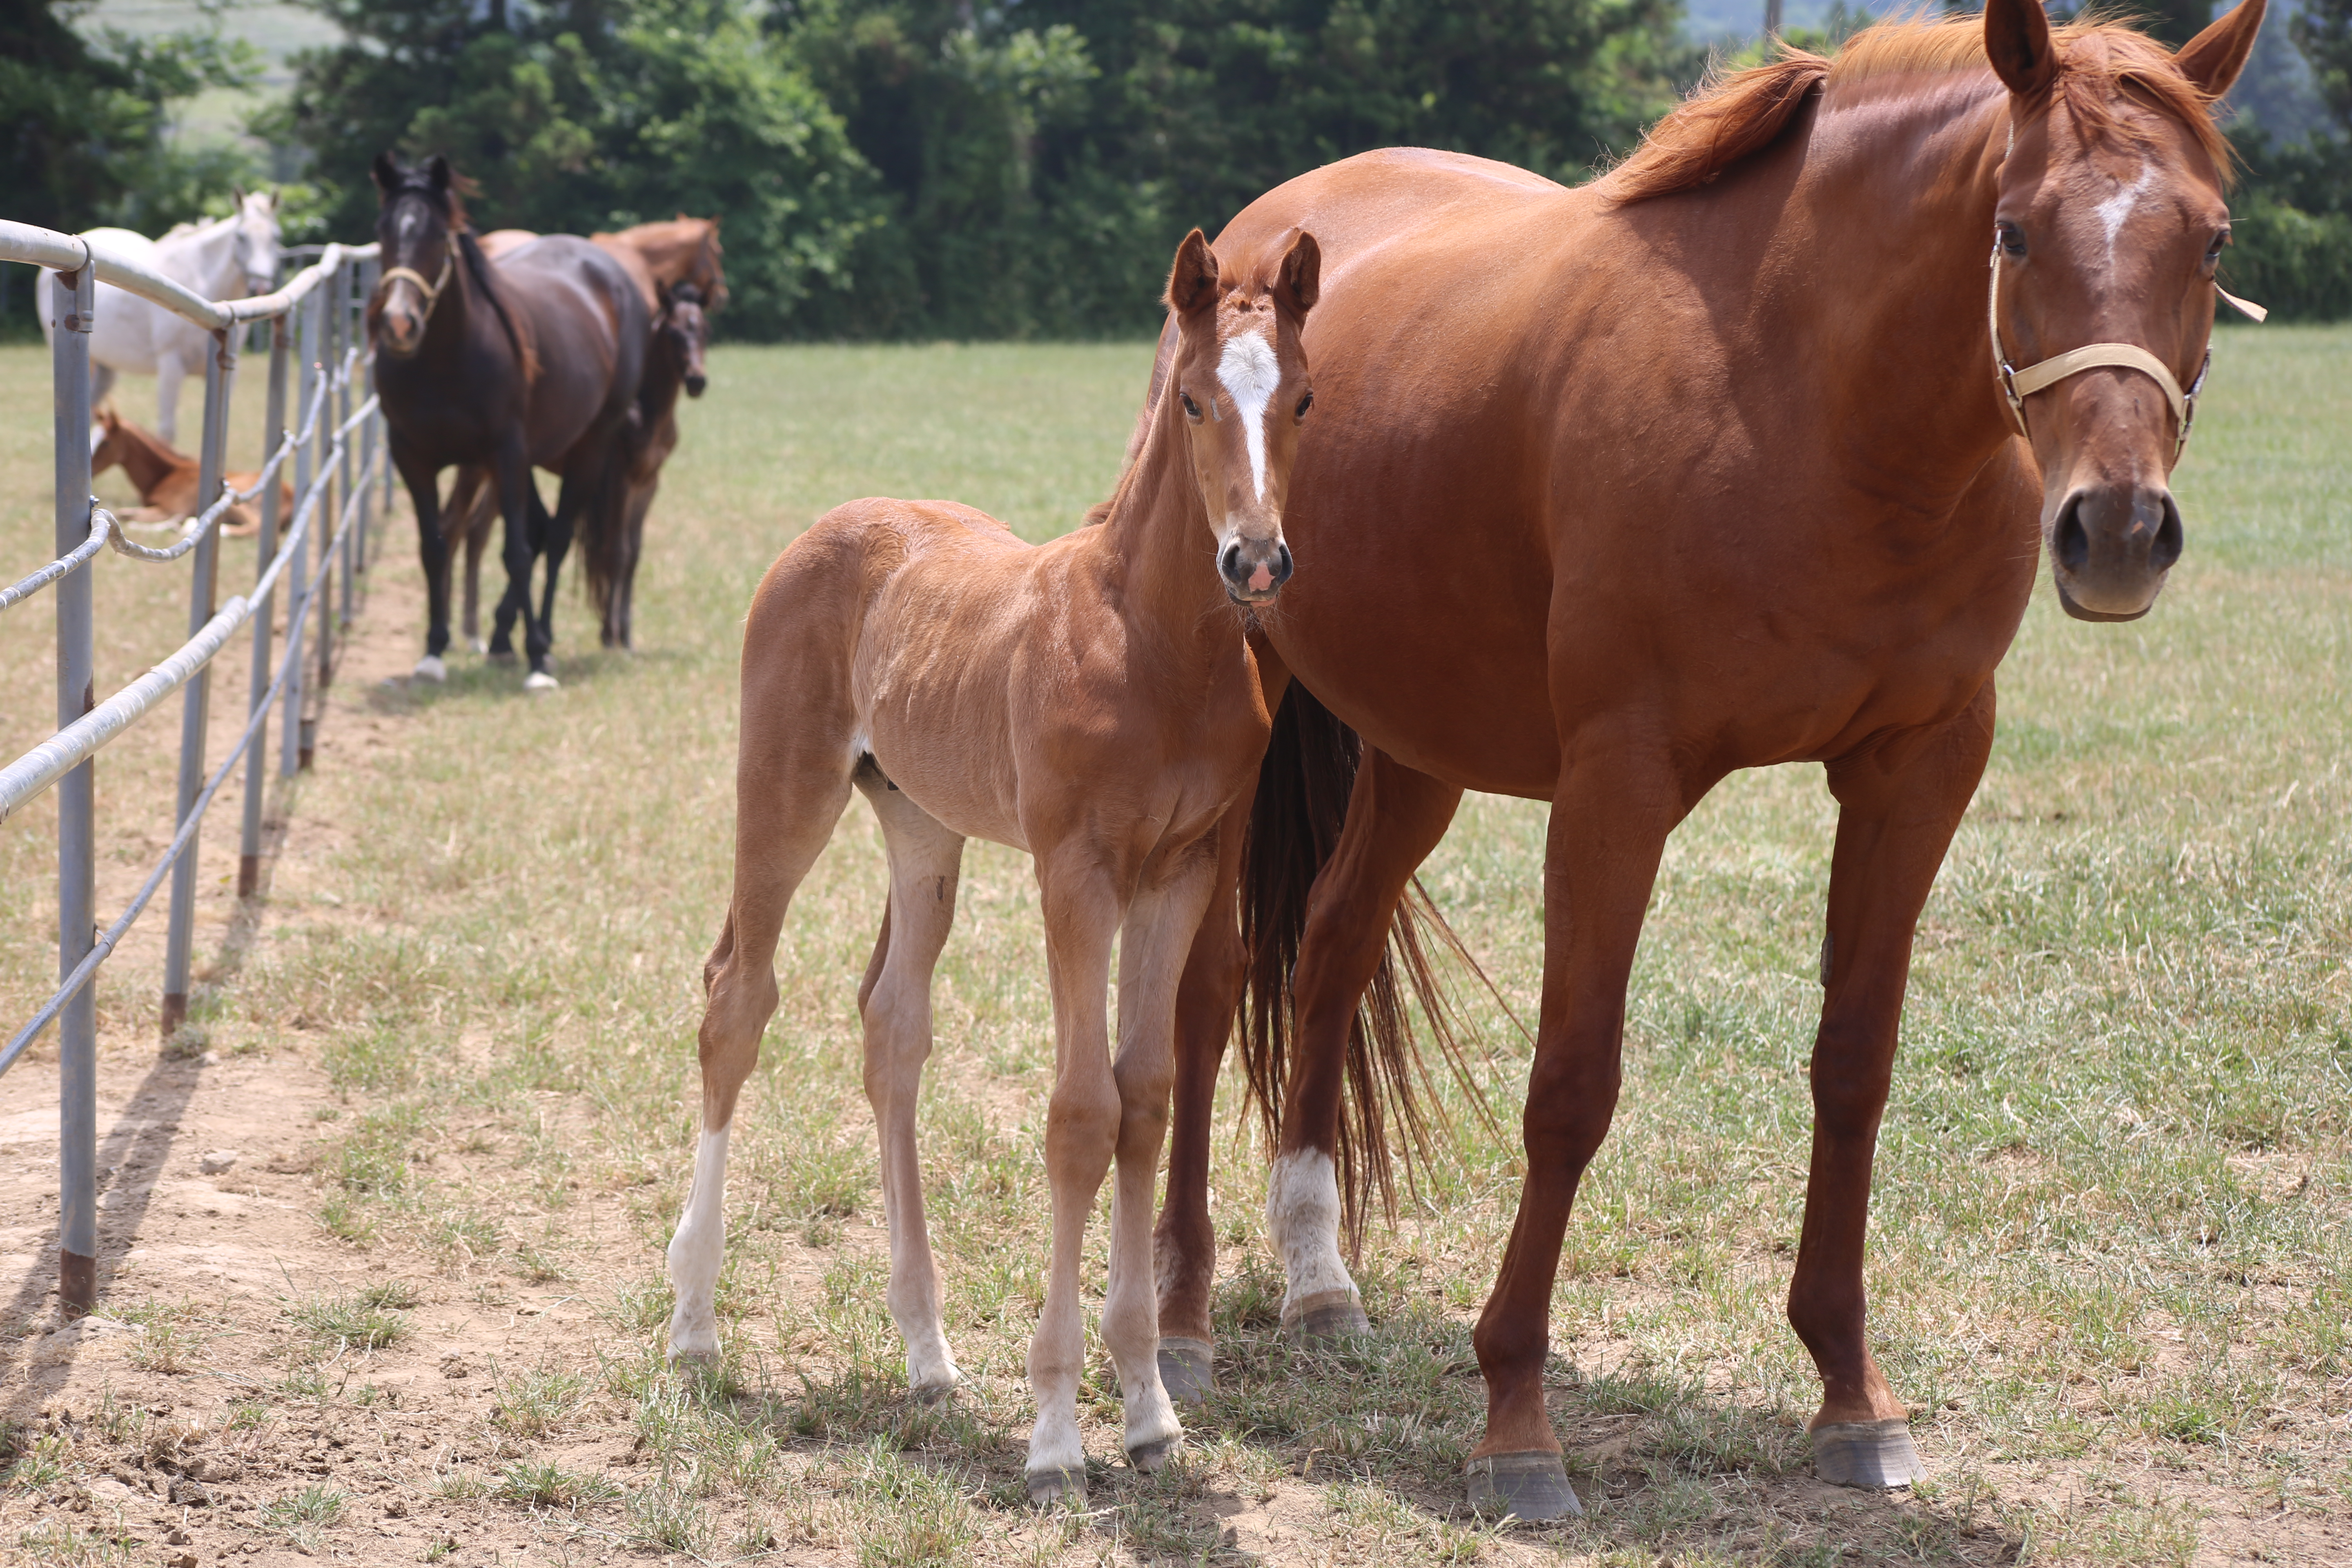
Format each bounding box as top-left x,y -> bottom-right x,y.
1105,839 -> 1220,1469
1795,689 -> 1994,1488
1272,749 -> 1459,1339
853,765 -> 967,1398
667,755 -> 855,1361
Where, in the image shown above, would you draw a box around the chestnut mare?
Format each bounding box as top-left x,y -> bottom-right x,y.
666,229 -> 1318,1504
369,155 -> 648,688
1145,0 -> 2269,1519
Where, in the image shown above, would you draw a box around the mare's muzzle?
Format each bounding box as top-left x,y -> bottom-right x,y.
1219,536 -> 1293,605
2047,482 -> 2183,622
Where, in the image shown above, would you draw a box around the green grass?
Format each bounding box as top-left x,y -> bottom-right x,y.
2,329 -> 2348,1563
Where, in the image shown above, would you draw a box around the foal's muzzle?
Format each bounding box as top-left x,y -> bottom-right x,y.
1219,537 -> 1293,605
2048,483 -> 2183,623
684,371 -> 708,398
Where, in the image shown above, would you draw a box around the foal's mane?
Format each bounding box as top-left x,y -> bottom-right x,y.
1602,14 -> 2231,205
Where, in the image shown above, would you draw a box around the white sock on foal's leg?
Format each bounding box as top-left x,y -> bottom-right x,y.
665,1126 -> 730,1359
1266,1147 -> 1362,1325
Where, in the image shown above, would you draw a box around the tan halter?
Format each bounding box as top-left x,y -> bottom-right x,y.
376,232 -> 459,322
1988,240 -> 2265,460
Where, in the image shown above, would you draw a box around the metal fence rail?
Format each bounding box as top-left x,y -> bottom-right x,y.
0,218 -> 387,1314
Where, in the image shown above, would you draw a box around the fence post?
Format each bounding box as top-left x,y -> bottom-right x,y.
159,331 -> 236,1040
239,313 -> 292,898
316,263 -> 341,696
337,260 -> 356,633
51,262 -> 98,1314
286,281 -> 318,773
356,256 -> 378,584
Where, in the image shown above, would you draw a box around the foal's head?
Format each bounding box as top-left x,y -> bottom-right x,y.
1981,0 -> 2263,620
368,153 -> 464,360
1164,227 -> 1321,606
659,283 -> 710,399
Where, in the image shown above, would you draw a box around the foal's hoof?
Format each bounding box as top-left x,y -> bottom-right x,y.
1811,1420 -> 1926,1489
1156,1337 -> 1214,1405
908,1378 -> 959,1407
1465,1451 -> 1582,1521
1285,1289 -> 1370,1343
1024,1467 -> 1087,1508
523,669 -> 559,692
411,655 -> 446,683
1125,1436 -> 1180,1474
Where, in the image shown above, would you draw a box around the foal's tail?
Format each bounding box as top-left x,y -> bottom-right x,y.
1236,686 -> 1509,1253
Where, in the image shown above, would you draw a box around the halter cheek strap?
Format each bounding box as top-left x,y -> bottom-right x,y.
1988,243 -> 2265,460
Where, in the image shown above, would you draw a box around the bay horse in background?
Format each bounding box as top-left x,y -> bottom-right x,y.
1143,0 -> 2269,1519
369,154 -> 648,688
666,229 -> 1319,1506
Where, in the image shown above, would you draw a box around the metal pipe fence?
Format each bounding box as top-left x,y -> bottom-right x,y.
0,218 -> 389,1315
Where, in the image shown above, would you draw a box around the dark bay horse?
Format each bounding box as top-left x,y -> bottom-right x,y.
1144,0 -> 2268,1518
369,154 -> 648,688
668,230 -> 1317,1504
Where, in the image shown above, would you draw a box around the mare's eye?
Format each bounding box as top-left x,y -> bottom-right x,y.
1294,390 -> 1314,421
2205,229 -> 2230,269
1179,392 -> 1202,423
1996,220 -> 2027,259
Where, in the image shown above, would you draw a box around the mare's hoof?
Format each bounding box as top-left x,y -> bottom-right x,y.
1157,1337 -> 1214,1405
1125,1436 -> 1180,1474
1285,1289 -> 1370,1343
487,648 -> 517,667
1811,1420 -> 1925,1489
1024,1467 -> 1087,1508
523,670 -> 559,692
1465,1451 -> 1582,1521
412,655 -> 446,683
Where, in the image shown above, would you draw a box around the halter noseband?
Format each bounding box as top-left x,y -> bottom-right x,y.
376,231 -> 459,322
1988,241 -> 2265,461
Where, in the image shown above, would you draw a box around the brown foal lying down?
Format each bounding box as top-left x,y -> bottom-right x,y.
666,227 -> 1320,1504
90,406 -> 289,538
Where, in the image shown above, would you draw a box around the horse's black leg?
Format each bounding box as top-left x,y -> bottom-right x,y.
396,444 -> 452,677
493,443 -> 551,685
539,477 -> 579,666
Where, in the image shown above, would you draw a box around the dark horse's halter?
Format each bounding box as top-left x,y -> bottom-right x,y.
377,231 -> 460,325
1988,240 -> 2264,460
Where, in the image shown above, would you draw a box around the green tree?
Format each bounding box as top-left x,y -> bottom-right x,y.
2227,0 -> 2352,320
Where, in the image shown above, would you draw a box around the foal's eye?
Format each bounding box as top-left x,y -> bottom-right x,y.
1996,220 -> 2027,259
1294,390 -> 1314,421
1179,392 -> 1203,423
2204,228 -> 2230,269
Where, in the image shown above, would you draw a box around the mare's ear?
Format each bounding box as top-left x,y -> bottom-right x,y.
370,151 -> 401,194
1984,0 -> 2057,96
2175,0 -> 2265,98
1274,230 -> 1320,319
1166,229 -> 1219,315
425,155 -> 452,196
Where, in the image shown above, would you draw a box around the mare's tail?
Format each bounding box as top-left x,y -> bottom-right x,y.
577,443 -> 633,633
1237,686 -> 1508,1254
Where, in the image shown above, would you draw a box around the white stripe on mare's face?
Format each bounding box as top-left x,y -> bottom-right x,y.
1216,327 -> 1281,501
2094,163 -> 2154,267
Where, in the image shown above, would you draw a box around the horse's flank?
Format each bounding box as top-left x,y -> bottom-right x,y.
1603,15 -> 2232,206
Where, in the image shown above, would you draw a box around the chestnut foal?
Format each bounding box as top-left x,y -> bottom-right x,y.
666,228 -> 1320,1502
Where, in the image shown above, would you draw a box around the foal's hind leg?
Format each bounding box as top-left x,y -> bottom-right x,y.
853,767 -> 968,1398
667,759 -> 855,1361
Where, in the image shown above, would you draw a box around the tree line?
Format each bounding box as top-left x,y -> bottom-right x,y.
3,0 -> 2346,334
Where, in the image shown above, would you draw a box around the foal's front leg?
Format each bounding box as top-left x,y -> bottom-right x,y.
1026,854 -> 1125,1504
857,772 -> 968,1398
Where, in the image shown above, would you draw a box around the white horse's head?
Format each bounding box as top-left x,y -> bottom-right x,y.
232,189 -> 281,297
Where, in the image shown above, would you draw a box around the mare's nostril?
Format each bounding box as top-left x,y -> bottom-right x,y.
2054,496 -> 2091,575
1273,543 -> 1294,584
1221,542 -> 1245,584
2151,493 -> 2184,572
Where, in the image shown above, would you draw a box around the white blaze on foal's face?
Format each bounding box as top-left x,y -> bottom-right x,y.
1216,325 -> 1281,503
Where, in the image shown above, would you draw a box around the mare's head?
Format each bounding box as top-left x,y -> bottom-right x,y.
1164,227 -> 1320,606
369,153 -> 465,359
1981,0 -> 2264,620
231,188 -> 281,296
659,283 -> 710,398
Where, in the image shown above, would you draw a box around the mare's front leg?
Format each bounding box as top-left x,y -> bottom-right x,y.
1272,748 -> 1461,1339
491,445 -> 557,689
1795,685 -> 1995,1489
154,348 -> 187,447
1104,839 -> 1221,1468
1466,728 -> 1686,1521
1025,849 -> 1126,1505
394,444 -> 452,679
854,768 -> 968,1398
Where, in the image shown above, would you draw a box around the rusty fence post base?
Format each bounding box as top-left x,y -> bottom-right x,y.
159,992 -> 187,1040
59,1250 -> 95,1315
237,853 -> 260,898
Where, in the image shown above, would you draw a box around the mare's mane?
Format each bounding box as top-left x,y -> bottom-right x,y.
1603,14 -> 2231,206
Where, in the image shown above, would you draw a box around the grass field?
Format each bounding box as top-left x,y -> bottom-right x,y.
0,328 -> 2348,1566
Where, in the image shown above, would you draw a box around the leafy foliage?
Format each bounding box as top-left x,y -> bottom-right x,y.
2226,0 -> 2352,321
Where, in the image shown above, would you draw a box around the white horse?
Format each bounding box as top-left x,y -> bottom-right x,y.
44,190 -> 281,445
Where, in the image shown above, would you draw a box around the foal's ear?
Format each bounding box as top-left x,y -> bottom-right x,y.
1983,0 -> 2058,96
1274,230 -> 1321,319
1166,229 -> 1220,316
2175,0 -> 2265,99
370,151 -> 401,195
